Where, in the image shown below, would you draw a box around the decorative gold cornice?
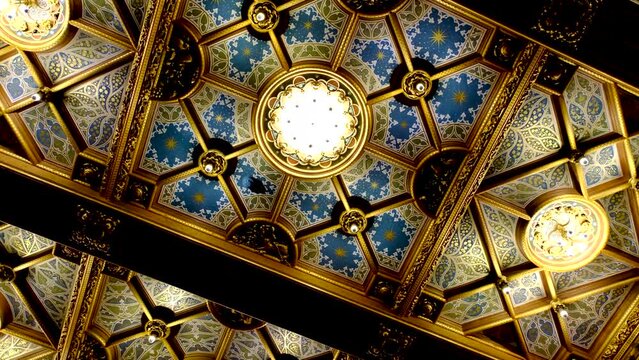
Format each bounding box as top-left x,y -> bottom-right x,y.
392,43 -> 548,314
366,322 -> 415,359
601,304 -> 639,360
70,204 -> 120,257
102,0 -> 178,200
533,0 -> 605,50
59,255 -> 105,359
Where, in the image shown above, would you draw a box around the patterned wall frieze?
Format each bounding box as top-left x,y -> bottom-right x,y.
70,204 -> 120,257
392,43 -> 548,314
101,0 -> 178,200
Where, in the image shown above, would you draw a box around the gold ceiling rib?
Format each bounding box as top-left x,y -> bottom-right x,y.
1,0 -> 639,358
394,44 -> 548,314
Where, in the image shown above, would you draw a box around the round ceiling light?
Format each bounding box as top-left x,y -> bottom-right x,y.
254,68 -> 369,179
0,0 -> 70,51
520,195 -> 609,272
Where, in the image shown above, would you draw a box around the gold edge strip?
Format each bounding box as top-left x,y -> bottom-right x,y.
217,176 -> 246,222
127,275 -> 154,320
69,19 -> 134,50
331,175 -> 351,211
2,114 -> 40,164
13,252 -> 54,272
405,317 -> 524,360
268,30 -> 290,71
224,142 -> 258,159
474,193 -> 529,219
479,157 -> 570,193
179,99 -> 209,151
10,283 -> 57,347
542,270 -> 558,302
561,275 -> 639,303
356,232 -> 379,274
296,223 -> 342,243
198,20 -> 252,46
200,74 -> 259,102
161,337 -> 181,359
277,0 -> 313,12
270,175 -> 294,222
594,284 -> 639,359
471,199 -> 504,277
215,328 -> 235,360
17,49 -> 46,87
367,88 -> 404,105
419,97 -> 442,151
1,325 -> 53,349
363,143 -> 417,170
255,327 -> 278,359
331,12 -> 359,71
388,13 -> 413,72
398,45 -> 547,314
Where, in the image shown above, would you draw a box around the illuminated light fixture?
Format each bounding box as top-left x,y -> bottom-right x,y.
340,208 -> 367,235
199,149 -> 227,177
520,195 -> 609,272
254,68 -> 369,179
497,278 -> 512,295
0,0 -> 69,51
578,156 -> 590,166
30,90 -> 43,102
401,69 -> 432,100
144,319 -> 168,344
248,0 -> 278,32
552,302 -> 569,318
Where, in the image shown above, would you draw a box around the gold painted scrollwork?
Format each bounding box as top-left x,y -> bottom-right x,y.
199,149 -> 227,177
533,0 -> 605,49
0,264 -> 15,282
340,208 -> 367,235
70,204 -> 120,256
367,323 -> 415,360
401,70 -> 432,100
248,0 -> 279,33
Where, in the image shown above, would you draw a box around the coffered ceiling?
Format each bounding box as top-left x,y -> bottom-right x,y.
0,0 -> 638,359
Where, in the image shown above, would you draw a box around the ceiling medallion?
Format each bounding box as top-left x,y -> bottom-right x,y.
0,0 -> 70,51
248,0 -> 279,33
402,70 -> 432,100
254,68 -> 369,179
340,208 -> 367,235
520,195 -> 609,272
199,149 -> 227,177
144,318 -> 169,343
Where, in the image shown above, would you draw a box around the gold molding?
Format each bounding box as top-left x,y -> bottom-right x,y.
102,0 -> 180,200
392,43 -> 548,315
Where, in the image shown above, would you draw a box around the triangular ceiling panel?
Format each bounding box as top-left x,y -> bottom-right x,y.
36,30 -> 128,84
565,284 -> 631,350
26,258 -> 78,328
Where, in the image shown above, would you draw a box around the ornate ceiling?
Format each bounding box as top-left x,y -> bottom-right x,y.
0,0 -> 638,359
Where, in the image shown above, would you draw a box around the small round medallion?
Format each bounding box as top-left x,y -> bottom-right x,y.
248,0 -> 279,33
402,70 -> 432,100
199,149 -> 227,177
340,208 -> 367,235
